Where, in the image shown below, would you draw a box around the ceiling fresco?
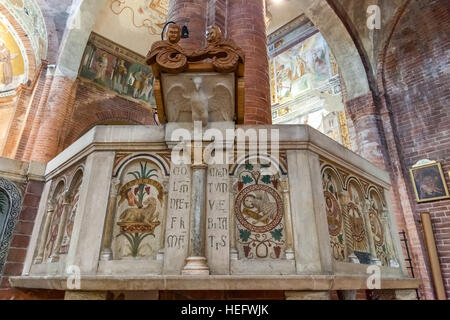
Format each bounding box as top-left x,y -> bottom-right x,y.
1,0 -> 47,62
110,0 -> 168,35
0,14 -> 28,95
94,0 -> 169,56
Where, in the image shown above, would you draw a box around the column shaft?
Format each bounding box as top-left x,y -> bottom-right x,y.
168,0 -> 207,51
228,0 -> 271,124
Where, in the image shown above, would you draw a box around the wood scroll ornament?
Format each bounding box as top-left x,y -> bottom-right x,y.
146,25 -> 245,124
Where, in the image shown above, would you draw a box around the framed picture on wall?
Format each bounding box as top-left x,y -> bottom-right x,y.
410,162 -> 450,203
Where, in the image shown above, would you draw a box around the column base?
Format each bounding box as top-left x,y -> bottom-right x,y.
285,248 -> 295,260
182,257 -> 210,275
230,249 -> 238,260
156,250 -> 165,261
100,249 -> 113,261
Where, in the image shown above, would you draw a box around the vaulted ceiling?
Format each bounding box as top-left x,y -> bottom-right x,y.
93,0 -> 168,56
266,0 -> 305,35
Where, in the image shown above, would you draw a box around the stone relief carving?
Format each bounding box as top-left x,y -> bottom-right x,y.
34,166 -> 85,264
164,74 -> 234,125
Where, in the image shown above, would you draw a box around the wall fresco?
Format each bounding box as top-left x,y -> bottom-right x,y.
0,20 -> 26,92
269,24 -> 346,147
2,0 -> 47,61
79,33 -> 156,107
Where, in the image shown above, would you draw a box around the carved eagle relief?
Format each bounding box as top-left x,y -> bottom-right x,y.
166,77 -> 234,125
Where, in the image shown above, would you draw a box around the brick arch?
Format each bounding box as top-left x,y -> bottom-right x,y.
60,82 -> 156,149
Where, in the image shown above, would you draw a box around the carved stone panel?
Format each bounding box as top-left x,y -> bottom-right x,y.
161,72 -> 235,124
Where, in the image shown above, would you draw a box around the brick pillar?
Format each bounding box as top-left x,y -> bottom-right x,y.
16,65 -> 49,160
344,93 -> 387,170
22,68 -> 55,162
228,0 -> 271,124
206,0 -> 227,33
2,88 -> 33,159
30,76 -> 77,163
168,0 -> 207,51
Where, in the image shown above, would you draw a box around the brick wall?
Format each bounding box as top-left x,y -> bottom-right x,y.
381,0 -> 450,298
60,81 -> 156,149
0,180 -> 64,300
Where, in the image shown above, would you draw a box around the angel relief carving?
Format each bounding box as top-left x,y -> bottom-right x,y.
165,75 -> 235,125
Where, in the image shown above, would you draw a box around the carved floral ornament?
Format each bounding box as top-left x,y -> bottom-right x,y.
146,24 -> 246,124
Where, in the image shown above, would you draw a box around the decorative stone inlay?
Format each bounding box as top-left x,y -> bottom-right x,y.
233,163 -> 286,260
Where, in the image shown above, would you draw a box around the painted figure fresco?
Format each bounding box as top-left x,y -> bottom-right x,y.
4,0 -> 48,61
113,160 -> 163,259
271,33 -> 331,104
269,28 -> 347,148
0,22 -> 25,92
79,41 -> 156,107
233,163 -> 286,259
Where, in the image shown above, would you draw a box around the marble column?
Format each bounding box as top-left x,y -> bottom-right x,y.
100,178 -> 121,261
229,176 -> 238,260
182,164 -> 209,275
280,177 -> 295,260
168,0 -> 207,51
228,0 -> 271,124
339,190 -> 358,263
157,179 -> 170,261
30,76 -> 77,162
364,200 -> 382,266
